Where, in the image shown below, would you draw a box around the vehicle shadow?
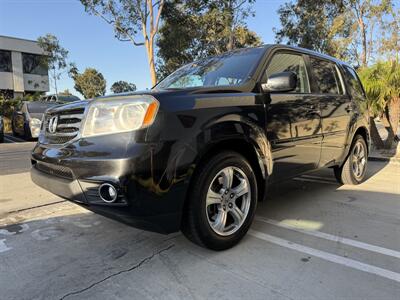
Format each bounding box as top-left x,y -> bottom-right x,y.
0,160 -> 397,299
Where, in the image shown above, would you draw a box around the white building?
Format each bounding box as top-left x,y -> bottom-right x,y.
0,35 -> 49,99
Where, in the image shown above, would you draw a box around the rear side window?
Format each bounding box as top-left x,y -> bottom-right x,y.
310,58 -> 343,94
265,53 -> 310,93
343,66 -> 365,99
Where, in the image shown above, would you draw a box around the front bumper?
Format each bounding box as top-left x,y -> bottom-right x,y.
30,136 -> 192,234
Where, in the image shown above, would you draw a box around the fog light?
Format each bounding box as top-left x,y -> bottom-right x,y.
99,183 -> 118,203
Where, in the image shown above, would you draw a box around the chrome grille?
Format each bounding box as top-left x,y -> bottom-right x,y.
43,108 -> 85,144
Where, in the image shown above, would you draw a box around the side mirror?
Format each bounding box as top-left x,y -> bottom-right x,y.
261,71 -> 297,93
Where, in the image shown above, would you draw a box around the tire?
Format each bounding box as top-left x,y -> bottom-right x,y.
11,121 -> 18,137
334,135 -> 368,185
182,151 -> 258,250
23,123 -> 32,140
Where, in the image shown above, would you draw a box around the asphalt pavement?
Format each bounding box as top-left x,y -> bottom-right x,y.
0,143 -> 399,300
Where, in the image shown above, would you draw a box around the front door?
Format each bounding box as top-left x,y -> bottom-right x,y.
264,52 -> 322,181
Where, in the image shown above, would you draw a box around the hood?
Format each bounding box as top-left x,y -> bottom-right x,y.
46,100 -> 89,114
98,84 -> 253,100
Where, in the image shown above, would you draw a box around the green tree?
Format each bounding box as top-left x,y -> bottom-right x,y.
59,89 -> 73,96
110,81 -> 137,93
274,0 -> 345,55
69,67 -> 106,99
37,34 -> 69,95
157,0 -> 261,78
80,0 -> 165,86
275,0 -> 396,67
339,0 -> 395,67
359,59 -> 400,148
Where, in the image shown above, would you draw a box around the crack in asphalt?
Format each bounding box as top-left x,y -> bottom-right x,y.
7,200 -> 68,214
59,244 -> 175,300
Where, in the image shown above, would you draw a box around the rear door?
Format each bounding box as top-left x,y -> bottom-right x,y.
264,51 -> 322,181
309,57 -> 351,166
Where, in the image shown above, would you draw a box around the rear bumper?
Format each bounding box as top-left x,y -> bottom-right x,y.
30,137 -> 193,234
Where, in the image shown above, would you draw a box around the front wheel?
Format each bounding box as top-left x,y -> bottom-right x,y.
182,151 -> 258,250
23,123 -> 32,140
334,135 -> 368,185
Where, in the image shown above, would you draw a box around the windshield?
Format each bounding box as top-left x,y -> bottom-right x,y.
156,47 -> 265,89
57,95 -> 80,103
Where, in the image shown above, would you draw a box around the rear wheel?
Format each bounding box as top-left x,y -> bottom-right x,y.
182,151 -> 258,250
334,135 -> 368,185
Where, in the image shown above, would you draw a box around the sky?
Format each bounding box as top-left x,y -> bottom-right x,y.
0,0 -> 284,96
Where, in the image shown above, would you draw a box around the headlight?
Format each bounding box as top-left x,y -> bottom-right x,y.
29,118 -> 41,129
29,118 -> 42,137
81,95 -> 159,138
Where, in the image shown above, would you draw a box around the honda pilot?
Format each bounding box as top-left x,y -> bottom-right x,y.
31,45 -> 370,250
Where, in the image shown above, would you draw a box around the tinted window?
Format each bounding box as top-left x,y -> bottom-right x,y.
343,66 -> 365,99
311,58 -> 343,94
157,48 -> 265,89
265,53 -> 310,93
22,53 -> 48,75
0,50 -> 12,72
57,95 -> 80,103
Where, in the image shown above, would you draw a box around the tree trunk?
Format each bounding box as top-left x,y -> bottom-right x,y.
227,29 -> 234,51
359,18 -> 367,67
145,38 -> 157,87
384,97 -> 400,148
369,116 -> 384,149
53,67 -> 58,95
226,0 -> 234,51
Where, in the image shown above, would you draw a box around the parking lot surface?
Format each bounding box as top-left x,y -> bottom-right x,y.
0,143 -> 399,300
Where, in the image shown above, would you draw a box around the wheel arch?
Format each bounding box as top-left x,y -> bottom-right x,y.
183,117 -> 273,205
339,125 -> 370,167
353,126 -> 370,153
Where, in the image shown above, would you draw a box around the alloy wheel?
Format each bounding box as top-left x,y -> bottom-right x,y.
205,166 -> 251,236
351,140 -> 367,180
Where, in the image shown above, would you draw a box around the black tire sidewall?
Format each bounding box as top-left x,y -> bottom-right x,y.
23,123 -> 32,140
350,136 -> 368,183
189,152 -> 258,250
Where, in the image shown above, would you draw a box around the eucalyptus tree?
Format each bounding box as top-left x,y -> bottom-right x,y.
81,0 -> 165,86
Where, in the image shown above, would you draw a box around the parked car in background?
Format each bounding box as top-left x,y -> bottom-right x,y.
31,45 -> 370,250
12,101 -> 59,139
40,94 -> 81,104
0,116 -> 4,143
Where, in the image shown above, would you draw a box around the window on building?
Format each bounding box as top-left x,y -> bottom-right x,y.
22,53 -> 48,75
265,53 -> 310,93
0,50 -> 12,72
310,58 -> 343,94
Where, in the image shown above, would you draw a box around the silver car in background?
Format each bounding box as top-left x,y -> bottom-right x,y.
40,94 -> 80,104
11,101 -> 58,139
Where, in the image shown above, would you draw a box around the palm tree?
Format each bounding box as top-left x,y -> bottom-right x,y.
359,58 -> 400,149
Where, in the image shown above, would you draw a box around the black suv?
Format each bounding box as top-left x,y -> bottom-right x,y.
31,45 -> 370,250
